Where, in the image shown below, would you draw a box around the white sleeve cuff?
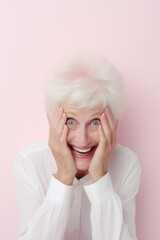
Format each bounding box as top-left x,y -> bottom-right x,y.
83,172 -> 114,203
46,175 -> 73,206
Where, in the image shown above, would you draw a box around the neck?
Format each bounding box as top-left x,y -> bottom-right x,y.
76,170 -> 88,179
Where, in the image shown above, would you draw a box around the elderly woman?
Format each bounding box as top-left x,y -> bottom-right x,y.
14,52 -> 141,240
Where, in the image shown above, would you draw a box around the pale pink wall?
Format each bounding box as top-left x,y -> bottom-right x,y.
1,0 -> 159,239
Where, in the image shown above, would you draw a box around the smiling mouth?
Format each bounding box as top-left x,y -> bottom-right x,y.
68,144 -> 96,155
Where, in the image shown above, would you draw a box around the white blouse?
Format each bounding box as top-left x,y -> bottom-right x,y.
13,140 -> 142,240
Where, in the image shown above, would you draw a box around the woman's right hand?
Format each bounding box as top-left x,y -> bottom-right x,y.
48,105 -> 77,185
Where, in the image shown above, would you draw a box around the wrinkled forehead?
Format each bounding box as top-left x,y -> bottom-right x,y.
61,104 -> 105,116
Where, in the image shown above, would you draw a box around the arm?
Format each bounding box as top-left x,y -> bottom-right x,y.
84,156 -> 141,240
14,153 -> 73,240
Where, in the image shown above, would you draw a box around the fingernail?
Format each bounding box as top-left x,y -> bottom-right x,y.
99,125 -> 102,131
102,113 -> 105,119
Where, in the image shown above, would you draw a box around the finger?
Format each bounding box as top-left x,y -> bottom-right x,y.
105,108 -> 117,147
57,112 -> 67,136
60,124 -> 69,147
105,108 -> 116,131
98,125 -> 108,151
50,105 -> 63,130
100,113 -> 112,144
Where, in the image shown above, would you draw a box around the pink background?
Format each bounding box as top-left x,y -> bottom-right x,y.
1,1 -> 159,239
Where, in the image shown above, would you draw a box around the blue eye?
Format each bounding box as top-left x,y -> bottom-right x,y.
67,119 -> 76,125
91,119 -> 100,126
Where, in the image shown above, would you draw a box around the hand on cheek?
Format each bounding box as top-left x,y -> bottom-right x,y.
88,108 -> 117,183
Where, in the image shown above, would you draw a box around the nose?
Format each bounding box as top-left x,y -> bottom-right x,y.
76,125 -> 89,147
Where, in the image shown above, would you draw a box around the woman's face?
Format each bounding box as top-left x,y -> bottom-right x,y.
62,105 -> 105,172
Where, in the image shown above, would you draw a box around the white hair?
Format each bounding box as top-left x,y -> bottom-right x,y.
43,52 -> 125,122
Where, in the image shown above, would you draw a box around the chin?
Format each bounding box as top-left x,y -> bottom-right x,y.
74,157 -> 91,171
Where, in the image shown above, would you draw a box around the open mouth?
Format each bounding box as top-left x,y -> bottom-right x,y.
68,144 -> 97,156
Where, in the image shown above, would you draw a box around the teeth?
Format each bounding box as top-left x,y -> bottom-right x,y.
73,149 -> 88,155
72,146 -> 92,153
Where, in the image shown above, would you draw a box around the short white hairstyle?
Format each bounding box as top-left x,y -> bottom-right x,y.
43,52 -> 125,122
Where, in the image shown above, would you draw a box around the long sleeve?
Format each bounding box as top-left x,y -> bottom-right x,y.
13,152 -> 73,240
83,156 -> 142,240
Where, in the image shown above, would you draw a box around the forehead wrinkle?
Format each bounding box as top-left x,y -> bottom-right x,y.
64,111 -> 77,116
62,105 -> 105,117
64,110 -> 104,117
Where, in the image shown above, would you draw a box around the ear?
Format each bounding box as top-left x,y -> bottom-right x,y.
115,120 -> 118,130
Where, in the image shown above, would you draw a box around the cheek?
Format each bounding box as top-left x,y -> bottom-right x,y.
87,129 -> 100,143
91,131 -> 100,143
66,129 -> 75,142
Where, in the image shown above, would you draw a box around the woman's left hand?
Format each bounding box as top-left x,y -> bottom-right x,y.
88,108 -> 117,183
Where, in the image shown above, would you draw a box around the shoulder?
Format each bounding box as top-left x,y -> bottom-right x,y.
115,144 -> 138,160
13,139 -> 53,169
108,144 -> 142,194
17,139 -> 49,157
13,140 -> 57,186
109,144 -> 141,177
112,144 -> 139,163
